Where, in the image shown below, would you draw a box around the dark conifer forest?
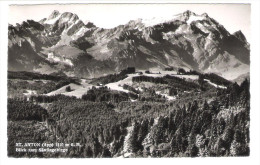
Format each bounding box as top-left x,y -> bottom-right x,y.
7,69 -> 250,158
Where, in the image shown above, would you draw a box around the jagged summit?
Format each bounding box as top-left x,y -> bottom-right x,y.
42,10 -> 79,25
60,12 -> 79,21
233,30 -> 247,43
182,10 -> 197,17
181,10 -> 210,18
84,20 -> 96,28
48,10 -> 60,20
8,10 -> 250,80
141,10 -> 211,27
201,13 -> 209,17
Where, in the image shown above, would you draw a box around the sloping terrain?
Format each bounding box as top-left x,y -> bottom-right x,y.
8,10 -> 250,81
7,67 -> 250,158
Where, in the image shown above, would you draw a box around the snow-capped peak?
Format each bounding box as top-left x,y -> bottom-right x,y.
141,15 -> 179,27
182,10 -> 196,17
182,10 -> 208,24
139,10 -> 209,27
59,12 -> 79,24
186,14 -> 205,24
202,13 -> 209,17
43,11 -> 80,25
48,10 -> 60,20
44,10 -> 62,24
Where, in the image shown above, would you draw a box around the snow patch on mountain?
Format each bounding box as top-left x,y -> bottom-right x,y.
71,26 -> 90,40
186,15 -> 205,24
142,15 -> 179,27
47,52 -> 74,66
174,24 -> 192,34
44,14 -> 61,24
24,37 -> 36,51
8,10 -> 250,81
59,15 -> 75,25
195,22 -> 210,33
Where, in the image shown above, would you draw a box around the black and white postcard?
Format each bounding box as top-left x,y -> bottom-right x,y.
1,1 -> 259,165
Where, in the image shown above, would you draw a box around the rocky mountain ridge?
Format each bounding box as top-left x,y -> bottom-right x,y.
8,10 -> 250,80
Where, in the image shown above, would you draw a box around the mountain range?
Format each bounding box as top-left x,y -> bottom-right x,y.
8,10 -> 250,81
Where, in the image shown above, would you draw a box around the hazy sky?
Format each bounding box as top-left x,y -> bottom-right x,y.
9,4 -> 251,42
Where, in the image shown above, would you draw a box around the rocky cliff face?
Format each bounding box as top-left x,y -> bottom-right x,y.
8,10 -> 250,80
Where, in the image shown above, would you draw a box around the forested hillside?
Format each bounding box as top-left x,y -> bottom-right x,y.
7,69 -> 250,158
